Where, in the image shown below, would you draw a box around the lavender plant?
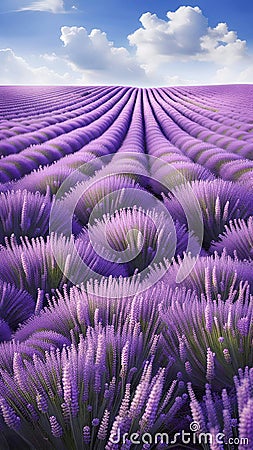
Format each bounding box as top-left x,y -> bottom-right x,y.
73,175 -> 145,226
0,280 -> 166,394
0,323 -> 187,449
160,285 -> 253,390
210,217 -> 253,261
163,179 -> 253,249
188,366 -> 253,450
0,233 -> 126,302
0,280 -> 35,342
21,165 -> 76,195
151,250 -> 253,301
0,188 -> 52,244
0,337 -> 68,374
13,282 -> 163,348
81,206 -> 193,277
149,160 -> 215,194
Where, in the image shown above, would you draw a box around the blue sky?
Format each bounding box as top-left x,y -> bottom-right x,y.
0,0 -> 252,85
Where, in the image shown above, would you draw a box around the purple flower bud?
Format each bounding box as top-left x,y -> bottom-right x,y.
36,392 -> 48,413
231,418 -> 238,427
205,302 -> 213,332
206,348 -> 215,382
49,415 -> 63,438
179,336 -> 187,362
239,398 -> 253,448
223,348 -> 232,364
139,369 -> 165,431
237,317 -> 250,336
27,403 -> 39,422
83,425 -> 91,444
97,409 -> 110,440
185,361 -> 192,374
0,397 -> 21,430
223,408 -> 233,440
92,418 -> 100,427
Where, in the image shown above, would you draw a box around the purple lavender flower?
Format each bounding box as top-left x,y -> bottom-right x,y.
0,323 -> 185,448
188,366 -> 253,449
210,217 -> 253,261
163,179 -> 253,249
160,285 -> 253,389
239,399 -> 253,449
83,425 -> 91,444
0,232 -> 125,301
0,188 -> 52,244
158,250 -> 253,300
73,174 -> 144,226
0,280 -> 35,339
49,415 -> 63,438
0,397 -> 21,430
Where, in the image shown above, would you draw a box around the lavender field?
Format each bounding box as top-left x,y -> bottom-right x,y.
0,84 -> 253,449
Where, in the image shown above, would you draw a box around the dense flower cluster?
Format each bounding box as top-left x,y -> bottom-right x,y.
188,366 -> 253,450
1,85 -> 253,449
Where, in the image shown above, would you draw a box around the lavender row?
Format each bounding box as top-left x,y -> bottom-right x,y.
0,87 -> 124,147
0,88 -> 135,183
1,86 -> 253,187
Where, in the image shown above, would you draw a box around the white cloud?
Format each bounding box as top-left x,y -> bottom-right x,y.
19,0 -> 65,13
237,65 -> 253,82
128,6 -> 247,70
60,26 -> 146,84
0,6 -> 252,86
0,46 -> 145,86
0,48 -> 72,84
214,64 -> 253,84
200,23 -> 247,65
128,7 -> 207,64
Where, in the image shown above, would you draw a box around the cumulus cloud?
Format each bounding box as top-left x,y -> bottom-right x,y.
19,0 -> 65,13
0,5 -> 252,86
128,6 -> 247,70
128,7 -> 207,63
60,26 -> 146,84
0,48 -> 72,84
200,23 -> 247,65
0,45 -> 145,86
214,64 -> 253,84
